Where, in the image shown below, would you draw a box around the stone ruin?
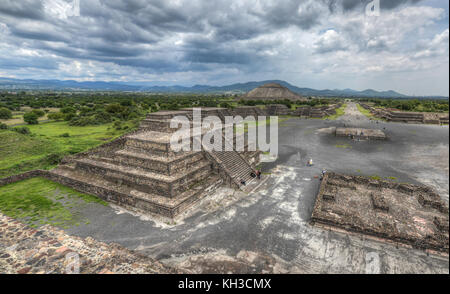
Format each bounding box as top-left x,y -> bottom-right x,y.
49,108 -> 262,218
335,127 -> 386,140
311,172 -> 449,254
359,103 -> 449,125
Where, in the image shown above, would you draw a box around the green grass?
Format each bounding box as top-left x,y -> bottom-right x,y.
356,104 -> 383,120
323,104 -> 347,120
335,143 -> 352,149
0,177 -> 107,228
0,121 -> 136,177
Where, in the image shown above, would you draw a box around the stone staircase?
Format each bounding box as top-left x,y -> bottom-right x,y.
202,133 -> 255,190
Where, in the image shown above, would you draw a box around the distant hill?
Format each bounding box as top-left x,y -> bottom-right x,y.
0,77 -> 447,99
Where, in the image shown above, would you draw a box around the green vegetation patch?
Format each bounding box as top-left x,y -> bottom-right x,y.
335,143 -> 352,149
324,104 -> 347,120
356,104 -> 383,120
0,121 -> 134,177
0,177 -> 107,228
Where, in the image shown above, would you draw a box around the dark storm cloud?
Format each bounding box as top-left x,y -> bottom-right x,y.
0,0 -> 45,20
0,0 -> 444,85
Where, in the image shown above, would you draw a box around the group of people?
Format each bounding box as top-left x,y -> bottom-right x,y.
306,158 -> 327,180
240,170 -> 262,186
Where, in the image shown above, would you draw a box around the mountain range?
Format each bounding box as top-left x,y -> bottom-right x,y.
0,77 -> 447,99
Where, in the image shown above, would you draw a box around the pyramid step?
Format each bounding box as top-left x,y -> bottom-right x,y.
110,150 -> 205,176
74,158 -> 211,198
50,166 -> 222,218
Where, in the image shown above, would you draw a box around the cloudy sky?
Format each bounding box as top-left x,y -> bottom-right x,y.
0,0 -> 448,96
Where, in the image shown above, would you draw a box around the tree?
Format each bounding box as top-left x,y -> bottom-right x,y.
31,109 -> 45,118
23,112 -> 39,124
0,107 -> 12,119
48,112 -> 65,121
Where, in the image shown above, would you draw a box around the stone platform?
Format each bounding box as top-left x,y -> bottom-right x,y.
311,172 -> 449,254
335,127 -> 386,140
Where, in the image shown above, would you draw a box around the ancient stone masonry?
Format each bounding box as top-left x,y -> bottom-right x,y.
311,172 -> 449,254
360,103 -> 449,125
335,127 -> 386,140
0,108 -> 264,219
0,213 -> 178,274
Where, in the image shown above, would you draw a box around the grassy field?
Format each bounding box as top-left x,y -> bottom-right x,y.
0,177 -> 107,228
324,103 -> 347,120
0,121 -> 136,177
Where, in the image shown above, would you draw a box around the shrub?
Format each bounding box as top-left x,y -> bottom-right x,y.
23,112 -> 39,125
63,112 -> 76,121
113,121 -> 122,130
45,153 -> 63,165
12,126 -> 31,135
60,133 -> 70,137
0,122 -> 8,130
61,106 -> 76,114
0,107 -> 13,119
48,112 -> 65,121
105,103 -> 124,114
31,109 -> 45,118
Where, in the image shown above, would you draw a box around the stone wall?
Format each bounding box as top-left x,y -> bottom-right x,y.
359,103 -> 449,125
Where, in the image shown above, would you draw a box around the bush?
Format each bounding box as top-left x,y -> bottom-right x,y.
113,121 -> 122,130
31,109 -> 45,118
0,122 -> 8,130
23,112 -> 39,125
12,126 -> 31,135
105,103 -> 124,114
60,133 -> 70,137
61,106 -> 76,114
48,112 -> 65,121
45,153 -> 63,165
0,107 -> 13,119
63,112 -> 76,121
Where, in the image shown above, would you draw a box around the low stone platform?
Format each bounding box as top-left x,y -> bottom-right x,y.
311,172 -> 449,254
0,213 -> 178,274
335,127 -> 386,140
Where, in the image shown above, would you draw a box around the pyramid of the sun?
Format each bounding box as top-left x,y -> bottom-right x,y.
242,83 -> 305,101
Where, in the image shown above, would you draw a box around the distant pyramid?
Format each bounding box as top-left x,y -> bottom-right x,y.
242,83 -> 305,101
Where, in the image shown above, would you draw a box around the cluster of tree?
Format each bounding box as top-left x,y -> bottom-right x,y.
0,107 -> 13,119
0,92 -> 228,112
23,109 -> 46,124
358,98 -> 449,113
